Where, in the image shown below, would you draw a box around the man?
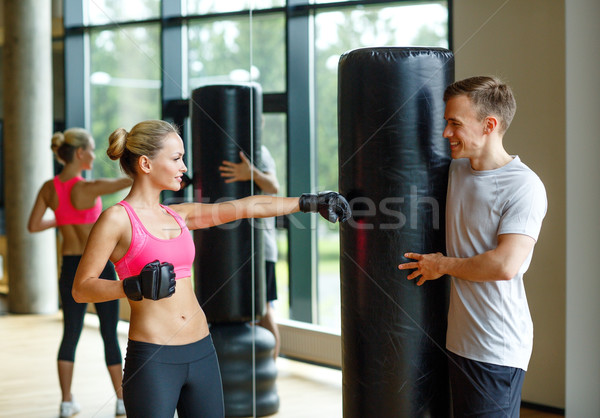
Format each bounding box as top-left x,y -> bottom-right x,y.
219,146 -> 281,360
398,76 -> 547,417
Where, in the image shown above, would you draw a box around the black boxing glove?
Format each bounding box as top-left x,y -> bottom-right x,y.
298,191 -> 352,223
123,260 -> 176,301
180,173 -> 193,190
123,275 -> 143,301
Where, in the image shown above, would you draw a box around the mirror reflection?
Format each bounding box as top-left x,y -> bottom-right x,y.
1,0 -> 448,416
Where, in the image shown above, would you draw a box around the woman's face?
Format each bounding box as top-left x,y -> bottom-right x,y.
79,139 -> 96,170
150,133 -> 188,191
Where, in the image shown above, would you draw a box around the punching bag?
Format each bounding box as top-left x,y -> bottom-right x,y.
339,47 -> 454,417
190,83 -> 265,323
190,83 -> 279,417
211,323 -> 279,417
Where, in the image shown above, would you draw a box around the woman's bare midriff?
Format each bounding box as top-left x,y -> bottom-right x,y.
127,277 -> 210,345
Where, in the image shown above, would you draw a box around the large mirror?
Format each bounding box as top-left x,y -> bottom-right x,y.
54,0 -> 449,416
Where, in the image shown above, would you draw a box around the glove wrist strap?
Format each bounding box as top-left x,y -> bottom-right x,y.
123,277 -> 143,301
299,193 -> 317,213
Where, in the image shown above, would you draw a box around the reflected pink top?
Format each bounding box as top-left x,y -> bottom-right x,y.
114,201 -> 195,280
53,175 -> 102,226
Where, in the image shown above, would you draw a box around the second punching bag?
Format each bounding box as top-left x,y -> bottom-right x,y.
339,47 -> 454,416
190,83 -> 265,323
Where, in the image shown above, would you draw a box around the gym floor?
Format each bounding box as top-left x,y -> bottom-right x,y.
0,311 -> 563,417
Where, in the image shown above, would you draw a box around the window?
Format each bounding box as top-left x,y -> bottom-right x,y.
314,1 -> 448,329
186,10 -> 288,318
86,0 -> 160,25
186,0 -> 284,15
187,13 -> 285,93
64,0 -> 449,346
89,24 -> 162,207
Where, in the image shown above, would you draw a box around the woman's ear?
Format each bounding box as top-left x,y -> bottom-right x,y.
138,155 -> 152,174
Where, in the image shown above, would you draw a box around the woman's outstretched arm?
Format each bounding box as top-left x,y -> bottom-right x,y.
174,192 -> 351,231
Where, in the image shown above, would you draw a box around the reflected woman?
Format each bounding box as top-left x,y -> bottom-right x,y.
28,128 -> 132,417
72,119 -> 350,417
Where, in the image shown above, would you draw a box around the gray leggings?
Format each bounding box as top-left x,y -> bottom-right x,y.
122,336 -> 224,418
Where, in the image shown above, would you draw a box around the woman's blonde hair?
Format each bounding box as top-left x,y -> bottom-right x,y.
50,128 -> 93,165
106,120 -> 180,177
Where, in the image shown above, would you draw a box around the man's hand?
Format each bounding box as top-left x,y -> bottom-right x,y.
219,151 -> 280,194
398,252 -> 445,286
219,151 -> 253,183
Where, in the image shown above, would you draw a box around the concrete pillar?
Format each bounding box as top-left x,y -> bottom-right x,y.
566,1 -> 600,415
3,0 -> 57,313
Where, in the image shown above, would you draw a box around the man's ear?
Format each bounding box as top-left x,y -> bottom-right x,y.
138,155 -> 152,174
484,116 -> 498,134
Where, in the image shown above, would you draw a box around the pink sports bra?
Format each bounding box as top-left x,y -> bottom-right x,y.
114,201 -> 195,280
53,175 -> 102,226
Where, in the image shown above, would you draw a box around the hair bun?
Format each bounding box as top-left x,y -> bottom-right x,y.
51,132 -> 65,152
107,127 -> 129,160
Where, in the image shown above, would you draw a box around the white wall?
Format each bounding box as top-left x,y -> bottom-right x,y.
565,0 -> 600,416
453,0 -> 566,408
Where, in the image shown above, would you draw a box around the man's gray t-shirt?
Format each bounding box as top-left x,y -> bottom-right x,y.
445,156 -> 547,371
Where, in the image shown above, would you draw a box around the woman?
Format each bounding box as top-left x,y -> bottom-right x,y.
72,119 -> 350,417
28,128 -> 132,417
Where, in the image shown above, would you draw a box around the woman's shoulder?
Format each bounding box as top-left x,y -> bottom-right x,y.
41,178 -> 56,190
165,202 -> 194,217
39,179 -> 57,200
97,203 -> 129,226
87,204 -> 131,242
104,202 -> 127,214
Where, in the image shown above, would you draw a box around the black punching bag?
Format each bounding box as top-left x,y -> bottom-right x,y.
191,83 -> 265,323
339,47 -> 454,417
191,83 -> 279,417
210,323 -> 279,417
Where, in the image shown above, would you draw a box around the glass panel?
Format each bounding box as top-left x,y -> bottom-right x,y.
89,24 -> 161,207
262,113 -> 289,320
314,1 -> 449,329
81,4 -> 289,415
186,0 -> 284,15
86,0 -> 160,25
187,13 -> 285,94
